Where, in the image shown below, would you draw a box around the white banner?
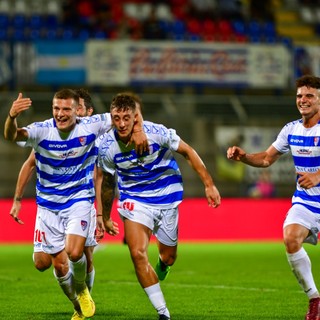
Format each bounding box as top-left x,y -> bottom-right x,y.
86,41 -> 291,87
86,40 -> 129,85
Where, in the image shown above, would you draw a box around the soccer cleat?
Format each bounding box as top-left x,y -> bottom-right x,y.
305,297 -> 320,320
77,286 -> 95,318
155,257 -> 171,281
159,315 -> 170,320
71,310 -> 85,320
303,228 -> 319,246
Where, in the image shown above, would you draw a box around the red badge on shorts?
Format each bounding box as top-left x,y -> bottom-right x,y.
81,220 -> 88,231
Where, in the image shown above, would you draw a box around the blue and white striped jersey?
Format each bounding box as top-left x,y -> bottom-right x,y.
98,121 -> 183,209
23,114 -> 112,211
273,119 -> 320,213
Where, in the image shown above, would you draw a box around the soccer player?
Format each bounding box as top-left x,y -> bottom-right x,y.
4,89 -> 147,319
8,89 -> 109,320
227,74 -> 320,320
97,93 -> 221,320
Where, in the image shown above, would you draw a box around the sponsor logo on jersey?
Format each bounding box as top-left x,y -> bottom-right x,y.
297,149 -> 312,155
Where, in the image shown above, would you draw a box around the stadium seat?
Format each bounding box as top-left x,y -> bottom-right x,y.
0,0 -> 10,14
12,28 -> 27,42
171,19 -> 186,40
0,13 -> 9,28
155,3 -> 173,21
78,29 -> 90,40
232,20 -> 246,37
12,14 -> 27,29
29,14 -> 44,29
29,28 -> 41,40
13,0 -> 26,14
61,27 -> 75,40
263,21 -> 277,42
247,21 -> 262,41
43,28 -> 59,40
217,19 -> 234,41
0,28 -> 8,41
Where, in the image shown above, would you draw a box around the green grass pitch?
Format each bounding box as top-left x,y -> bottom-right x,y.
0,242 -> 319,319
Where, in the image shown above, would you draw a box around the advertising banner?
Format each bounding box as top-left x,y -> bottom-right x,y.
86,41 -> 291,88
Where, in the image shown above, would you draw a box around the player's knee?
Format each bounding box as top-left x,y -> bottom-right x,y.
34,260 -> 52,272
33,253 -> 52,272
283,233 -> 303,253
161,252 -> 177,267
130,247 -> 148,265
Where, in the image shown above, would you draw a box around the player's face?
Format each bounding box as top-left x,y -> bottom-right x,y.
296,86 -> 320,119
52,98 -> 77,132
76,98 -> 93,117
111,108 -> 136,142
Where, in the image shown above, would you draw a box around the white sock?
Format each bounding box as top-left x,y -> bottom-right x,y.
69,254 -> 87,292
86,268 -> 95,293
53,268 -> 79,310
144,283 -> 170,317
287,247 -> 318,298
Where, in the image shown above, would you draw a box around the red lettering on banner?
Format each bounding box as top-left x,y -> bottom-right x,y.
129,47 -> 247,78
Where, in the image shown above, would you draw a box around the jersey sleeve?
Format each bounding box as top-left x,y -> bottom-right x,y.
97,133 -> 116,176
272,124 -> 290,154
144,121 -> 181,151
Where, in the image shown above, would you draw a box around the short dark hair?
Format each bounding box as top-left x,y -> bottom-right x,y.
296,75 -> 320,89
54,89 -> 79,106
118,91 -> 143,111
76,88 -> 94,111
110,94 -> 137,113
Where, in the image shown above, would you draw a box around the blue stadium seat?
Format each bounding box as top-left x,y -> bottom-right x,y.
29,14 -> 45,29
78,29 -> 90,40
93,30 -> 107,39
0,28 -> 8,41
0,13 -> 9,28
12,28 -> 28,42
43,28 -> 59,40
61,27 -> 75,40
171,20 -> 186,40
232,20 -> 246,37
29,28 -> 41,40
12,14 -> 27,29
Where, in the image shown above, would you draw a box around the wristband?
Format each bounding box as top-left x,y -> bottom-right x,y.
97,214 -> 103,217
14,197 -> 22,201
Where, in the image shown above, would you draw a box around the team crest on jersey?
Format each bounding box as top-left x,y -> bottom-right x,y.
314,137 -> 319,146
79,137 -> 87,146
81,220 -> 88,231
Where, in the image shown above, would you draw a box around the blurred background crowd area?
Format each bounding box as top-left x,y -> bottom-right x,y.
0,0 -> 319,45
0,0 -> 320,199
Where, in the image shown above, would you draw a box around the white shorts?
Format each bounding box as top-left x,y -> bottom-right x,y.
283,204 -> 320,231
118,200 -> 178,246
33,201 -> 97,255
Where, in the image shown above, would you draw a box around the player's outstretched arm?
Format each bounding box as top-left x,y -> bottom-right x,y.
227,145 -> 282,168
176,139 -> 221,208
10,150 -> 36,224
4,93 -> 32,141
